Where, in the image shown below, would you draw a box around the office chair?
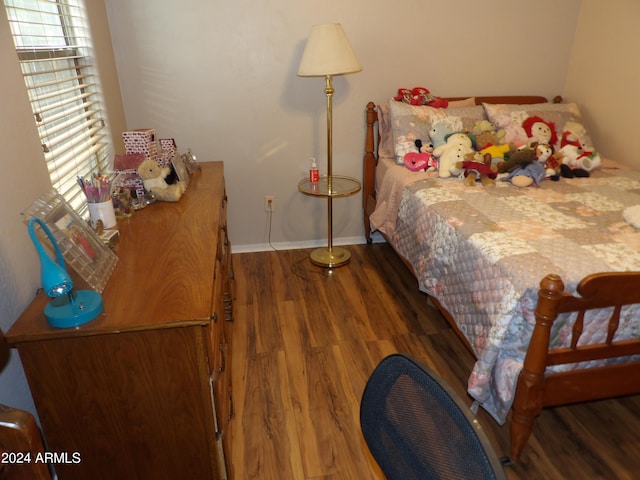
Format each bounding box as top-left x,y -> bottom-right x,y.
0,404 -> 51,480
360,354 -> 506,480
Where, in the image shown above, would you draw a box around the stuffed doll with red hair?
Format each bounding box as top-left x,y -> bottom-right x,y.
522,116 -> 558,149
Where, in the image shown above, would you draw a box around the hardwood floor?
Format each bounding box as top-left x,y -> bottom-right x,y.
229,243 -> 640,480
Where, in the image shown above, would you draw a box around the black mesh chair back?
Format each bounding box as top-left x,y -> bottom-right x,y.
360,354 -> 506,480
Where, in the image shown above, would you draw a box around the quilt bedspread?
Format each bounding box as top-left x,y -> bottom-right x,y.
389,165 -> 640,423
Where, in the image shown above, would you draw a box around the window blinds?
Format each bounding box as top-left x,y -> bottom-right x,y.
4,0 -> 113,213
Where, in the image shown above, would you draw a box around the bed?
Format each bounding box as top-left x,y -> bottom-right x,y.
363,94 -> 640,461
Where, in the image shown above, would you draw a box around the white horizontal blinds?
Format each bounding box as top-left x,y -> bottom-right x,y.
4,0 -> 112,213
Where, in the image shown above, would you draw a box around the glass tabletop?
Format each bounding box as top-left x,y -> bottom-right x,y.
298,175 -> 361,198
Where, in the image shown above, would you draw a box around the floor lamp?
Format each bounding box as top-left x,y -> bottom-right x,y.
298,23 -> 362,268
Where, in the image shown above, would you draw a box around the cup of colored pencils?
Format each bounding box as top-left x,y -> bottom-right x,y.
78,174 -> 117,229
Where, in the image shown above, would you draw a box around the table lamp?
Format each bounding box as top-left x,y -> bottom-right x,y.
298,23 -> 362,268
27,216 -> 103,328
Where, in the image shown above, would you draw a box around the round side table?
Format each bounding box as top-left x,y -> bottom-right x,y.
298,175 -> 361,268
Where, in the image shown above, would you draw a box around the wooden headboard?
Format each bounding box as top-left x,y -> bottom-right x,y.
363,95 -> 560,242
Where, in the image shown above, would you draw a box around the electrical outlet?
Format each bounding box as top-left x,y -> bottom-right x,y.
264,195 -> 276,212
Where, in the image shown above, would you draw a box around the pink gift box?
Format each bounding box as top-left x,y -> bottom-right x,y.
122,129 -> 157,162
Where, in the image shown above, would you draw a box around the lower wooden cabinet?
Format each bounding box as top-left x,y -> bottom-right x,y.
7,162 -> 233,479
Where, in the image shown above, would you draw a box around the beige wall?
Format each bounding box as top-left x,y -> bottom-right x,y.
105,0 -> 582,251
0,2 -> 126,416
0,2 -> 49,418
564,0 -> 640,168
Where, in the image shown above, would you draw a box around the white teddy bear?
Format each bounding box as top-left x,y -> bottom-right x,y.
559,120 -> 602,172
433,132 -> 474,178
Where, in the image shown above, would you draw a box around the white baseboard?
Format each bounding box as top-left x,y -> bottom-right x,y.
232,234 -> 385,253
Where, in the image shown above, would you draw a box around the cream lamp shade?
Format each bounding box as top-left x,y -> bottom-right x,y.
297,23 -> 362,77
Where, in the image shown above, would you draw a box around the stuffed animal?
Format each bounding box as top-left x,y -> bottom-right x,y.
502,162 -> 546,187
471,120 -> 506,148
469,120 -> 513,164
558,120 -> 602,175
471,120 -> 497,136
475,131 -> 502,151
137,158 -> 186,202
433,132 -> 473,178
404,139 -> 437,172
429,121 -> 456,150
499,143 -> 553,187
522,116 -> 558,148
530,143 -> 565,180
456,152 -> 497,187
560,120 -> 588,149
481,143 -> 517,165
410,87 -> 448,108
487,109 -> 525,145
496,147 -> 536,174
393,87 -> 448,107
393,88 -> 413,104
542,149 -> 565,181
556,146 -> 590,177
395,134 -> 418,165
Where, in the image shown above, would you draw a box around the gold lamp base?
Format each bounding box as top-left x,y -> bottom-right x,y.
310,246 -> 351,268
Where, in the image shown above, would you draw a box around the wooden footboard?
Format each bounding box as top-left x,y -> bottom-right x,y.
510,272 -> 640,461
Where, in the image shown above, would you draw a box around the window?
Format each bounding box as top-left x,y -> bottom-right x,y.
4,0 -> 113,213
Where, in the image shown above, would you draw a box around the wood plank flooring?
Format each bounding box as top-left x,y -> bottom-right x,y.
229,243 -> 640,479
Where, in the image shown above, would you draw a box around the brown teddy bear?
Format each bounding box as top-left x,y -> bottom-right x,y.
456,152 -> 497,187
137,159 -> 186,202
472,120 -> 516,165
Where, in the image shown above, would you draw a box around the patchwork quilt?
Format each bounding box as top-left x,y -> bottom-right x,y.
384,163 -> 640,423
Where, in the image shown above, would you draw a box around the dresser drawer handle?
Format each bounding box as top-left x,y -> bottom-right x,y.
219,343 -> 226,372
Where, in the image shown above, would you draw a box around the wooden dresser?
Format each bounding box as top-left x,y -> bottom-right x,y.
6,162 -> 234,479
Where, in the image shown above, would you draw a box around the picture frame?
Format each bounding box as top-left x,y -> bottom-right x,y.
171,154 -> 190,187
22,189 -> 118,293
182,148 -> 200,175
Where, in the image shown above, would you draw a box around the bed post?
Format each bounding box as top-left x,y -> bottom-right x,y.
510,274 -> 565,461
363,102 -> 378,243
